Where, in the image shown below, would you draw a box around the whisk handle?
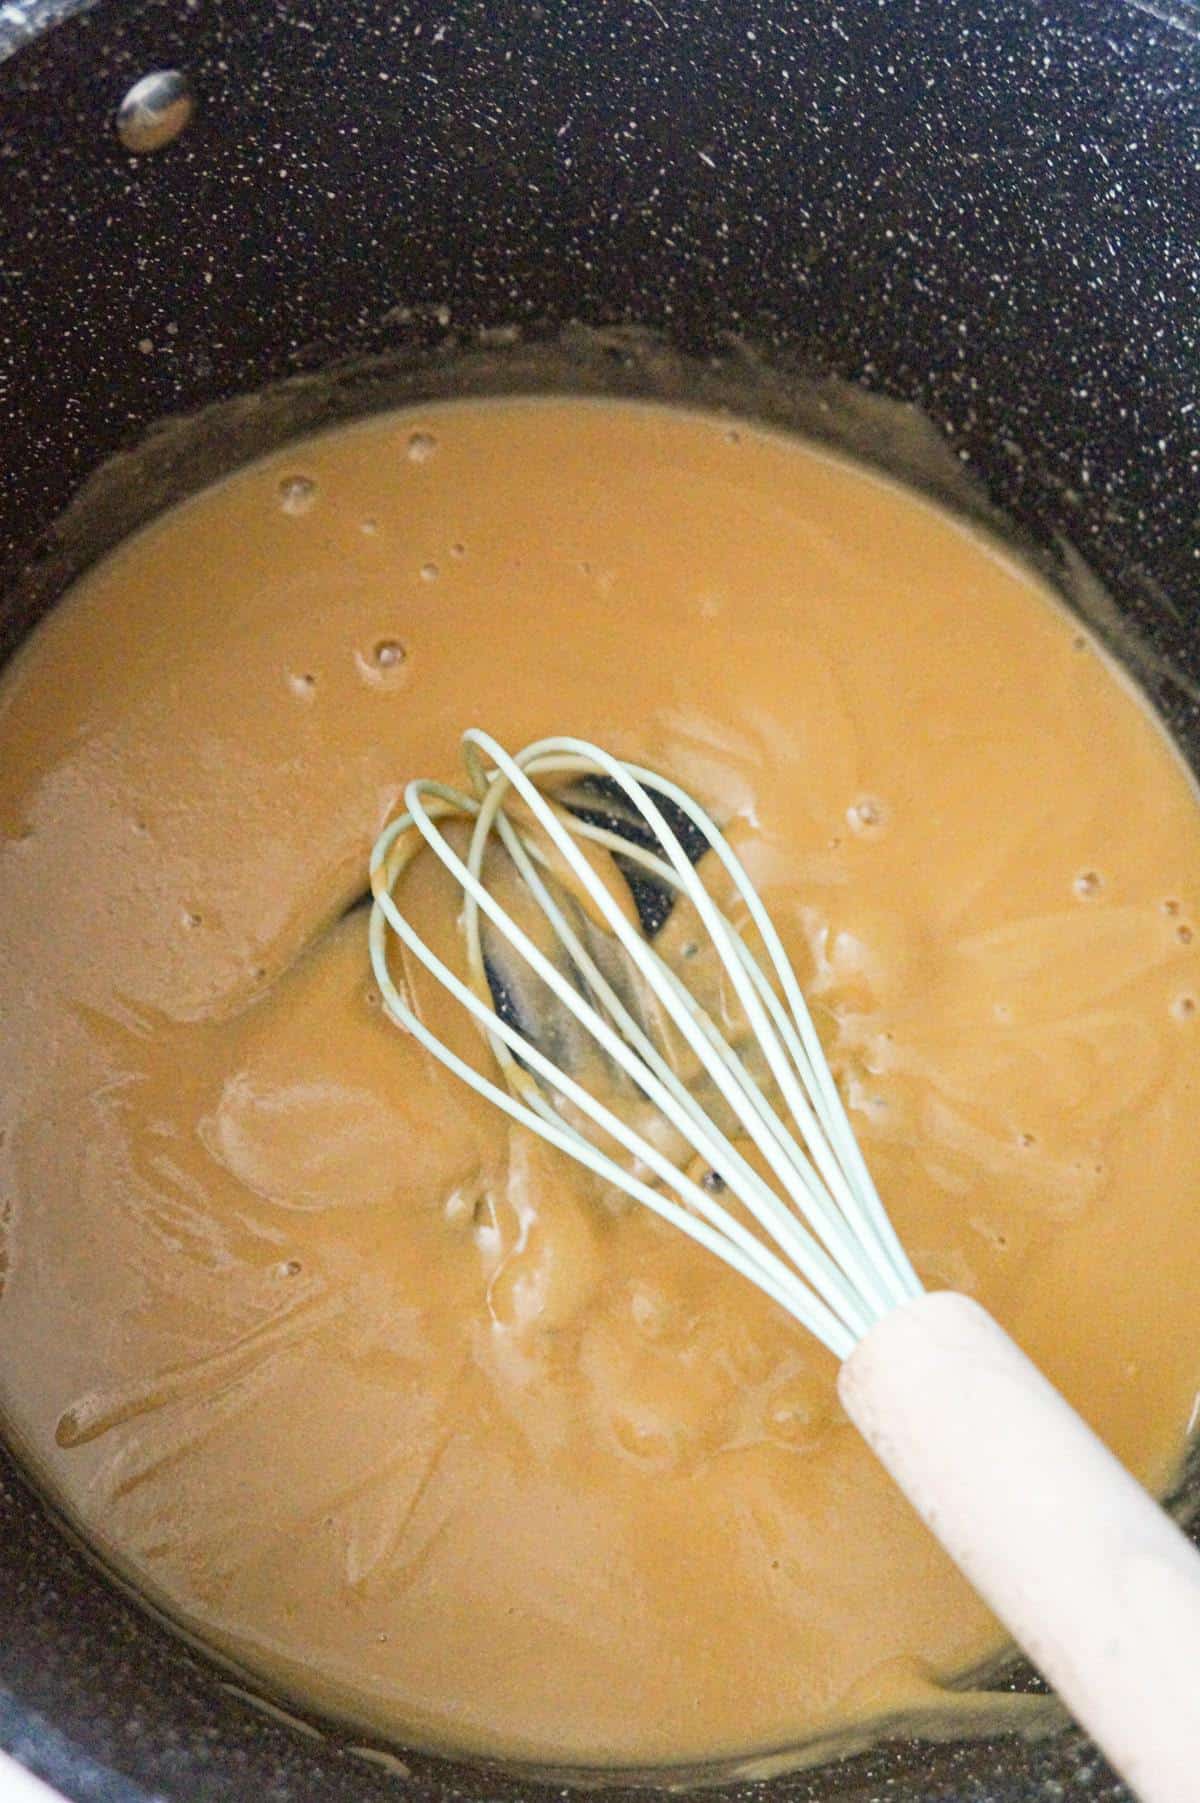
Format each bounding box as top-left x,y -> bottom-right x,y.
839,1290 -> 1200,1803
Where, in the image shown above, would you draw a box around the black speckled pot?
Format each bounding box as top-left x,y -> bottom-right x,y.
1,1 -> 1199,1798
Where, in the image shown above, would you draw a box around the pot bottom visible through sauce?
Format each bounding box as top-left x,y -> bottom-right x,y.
2,397 -> 1200,1772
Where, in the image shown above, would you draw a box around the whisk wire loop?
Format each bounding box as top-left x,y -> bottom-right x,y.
369,731 -> 921,1358
368,864 -> 857,1354
460,733 -> 901,1316
401,775 -> 873,1337
511,736 -> 920,1301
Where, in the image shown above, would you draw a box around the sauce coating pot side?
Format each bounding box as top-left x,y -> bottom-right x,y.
1,3 -> 1198,1801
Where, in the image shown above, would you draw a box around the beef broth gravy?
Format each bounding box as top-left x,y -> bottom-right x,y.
1,398 -> 1199,1768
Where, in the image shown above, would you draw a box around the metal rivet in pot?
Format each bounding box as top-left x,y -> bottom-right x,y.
116,71 -> 195,155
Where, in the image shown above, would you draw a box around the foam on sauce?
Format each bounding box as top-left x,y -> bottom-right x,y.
1,397 -> 1199,1770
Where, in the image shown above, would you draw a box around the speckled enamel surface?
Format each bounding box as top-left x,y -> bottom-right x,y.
0,2 -> 1198,1801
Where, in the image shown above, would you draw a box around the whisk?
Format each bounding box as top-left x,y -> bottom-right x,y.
370,728 -> 1200,1803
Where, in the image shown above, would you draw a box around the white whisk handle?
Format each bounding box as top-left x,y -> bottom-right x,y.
839,1289 -> 1200,1803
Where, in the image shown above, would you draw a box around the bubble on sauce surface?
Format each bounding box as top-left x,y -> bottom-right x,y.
287,672 -> 317,700
763,1374 -> 831,1449
360,519 -> 379,537
278,475 -> 317,516
1177,923 -> 1194,944
442,1171 -> 487,1229
406,431 -> 437,464
419,561 -> 439,584
1073,870 -> 1102,899
1172,993 -> 1197,1022
449,541 -> 466,559
355,640 -> 407,685
1163,899 -> 1182,917
846,795 -> 888,838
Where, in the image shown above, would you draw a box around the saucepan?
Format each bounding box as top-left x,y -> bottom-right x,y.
1,2 -> 1198,1799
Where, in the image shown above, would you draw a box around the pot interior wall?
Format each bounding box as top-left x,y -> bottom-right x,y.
1,2 -> 1198,1800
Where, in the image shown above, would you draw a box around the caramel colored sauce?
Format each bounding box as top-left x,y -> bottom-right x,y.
1,398 -> 1199,1769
